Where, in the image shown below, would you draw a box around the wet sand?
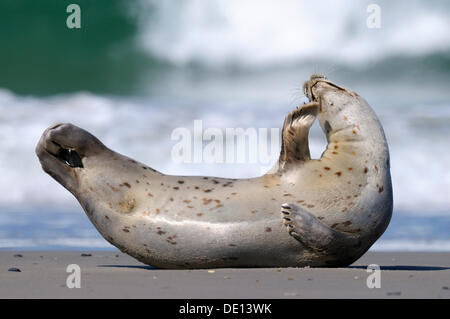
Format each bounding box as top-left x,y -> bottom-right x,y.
0,251 -> 449,298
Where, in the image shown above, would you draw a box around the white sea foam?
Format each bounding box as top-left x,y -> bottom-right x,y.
371,240 -> 450,252
131,0 -> 450,68
0,238 -> 113,249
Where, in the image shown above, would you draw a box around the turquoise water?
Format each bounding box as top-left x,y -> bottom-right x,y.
0,0 -> 449,250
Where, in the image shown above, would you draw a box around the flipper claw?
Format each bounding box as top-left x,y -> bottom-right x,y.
280,203 -> 360,253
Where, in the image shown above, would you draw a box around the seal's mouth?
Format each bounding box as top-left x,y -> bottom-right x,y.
48,143 -> 84,168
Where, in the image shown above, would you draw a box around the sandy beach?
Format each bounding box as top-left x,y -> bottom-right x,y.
0,251 -> 448,298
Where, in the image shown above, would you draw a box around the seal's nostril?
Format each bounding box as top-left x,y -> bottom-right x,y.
310,74 -> 327,80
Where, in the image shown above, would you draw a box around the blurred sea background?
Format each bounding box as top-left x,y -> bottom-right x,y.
0,0 -> 449,250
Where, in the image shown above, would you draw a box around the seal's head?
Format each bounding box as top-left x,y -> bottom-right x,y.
35,123 -> 107,193
36,123 -> 153,216
302,74 -> 364,140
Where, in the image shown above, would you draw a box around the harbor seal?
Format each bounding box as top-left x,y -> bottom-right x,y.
35,75 -> 392,268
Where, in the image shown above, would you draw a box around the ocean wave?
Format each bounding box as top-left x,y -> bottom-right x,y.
2,1 -> 449,96
132,0 -> 450,68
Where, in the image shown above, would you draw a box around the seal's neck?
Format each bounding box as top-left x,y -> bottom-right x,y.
320,96 -> 389,166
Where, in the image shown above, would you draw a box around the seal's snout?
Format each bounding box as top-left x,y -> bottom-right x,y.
303,74 -> 327,102
35,124 -> 78,191
303,74 -> 348,103
36,123 -> 105,191
37,124 -> 83,168
36,124 -> 86,168
37,123 -> 105,158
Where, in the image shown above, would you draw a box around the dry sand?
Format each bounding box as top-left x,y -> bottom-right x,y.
0,251 -> 449,298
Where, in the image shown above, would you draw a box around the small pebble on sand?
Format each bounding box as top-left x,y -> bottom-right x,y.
387,291 -> 402,296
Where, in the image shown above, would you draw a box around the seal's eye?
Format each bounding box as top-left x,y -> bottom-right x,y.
324,121 -> 332,134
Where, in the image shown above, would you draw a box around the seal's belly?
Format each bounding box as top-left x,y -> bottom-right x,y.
106,215 -> 307,268
133,175 -> 293,222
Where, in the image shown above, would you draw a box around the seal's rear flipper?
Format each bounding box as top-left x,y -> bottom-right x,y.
278,102 -> 319,171
280,203 -> 360,252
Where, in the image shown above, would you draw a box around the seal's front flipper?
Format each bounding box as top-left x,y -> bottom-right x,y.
278,102 -> 319,171
280,203 -> 360,252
